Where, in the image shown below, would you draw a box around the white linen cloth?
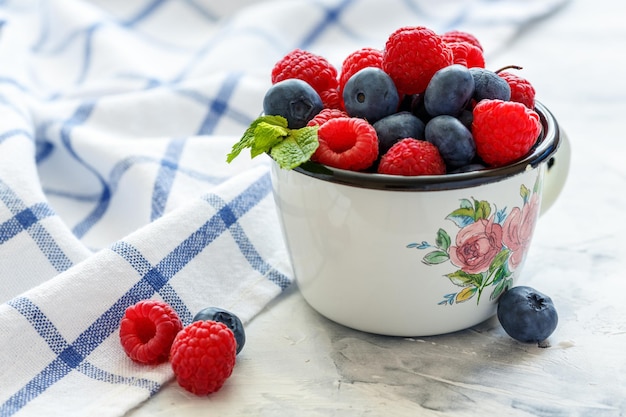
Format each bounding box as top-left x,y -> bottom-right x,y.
0,0 -> 568,415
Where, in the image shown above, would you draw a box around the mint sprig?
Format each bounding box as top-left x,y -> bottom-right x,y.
227,115 -> 319,170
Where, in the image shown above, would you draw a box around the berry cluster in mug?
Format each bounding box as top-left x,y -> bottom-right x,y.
259,26 -> 541,176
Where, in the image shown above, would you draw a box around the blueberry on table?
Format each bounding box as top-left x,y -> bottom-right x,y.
193,307 -> 246,354
263,78 -> 323,129
497,286 -> 558,344
342,67 -> 400,123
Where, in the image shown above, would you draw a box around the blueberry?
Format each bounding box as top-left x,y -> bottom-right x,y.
469,68 -> 511,102
424,115 -> 475,169
372,111 -> 426,157
343,67 -> 400,123
424,64 -> 475,117
193,307 -> 246,354
457,109 -> 473,130
263,78 -> 323,129
497,286 -> 558,344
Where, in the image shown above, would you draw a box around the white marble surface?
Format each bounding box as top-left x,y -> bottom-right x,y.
127,1 -> 626,415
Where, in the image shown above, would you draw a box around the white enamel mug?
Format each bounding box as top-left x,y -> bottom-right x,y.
271,102 -> 570,336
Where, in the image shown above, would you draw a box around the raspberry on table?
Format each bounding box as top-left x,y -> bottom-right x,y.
377,138 -> 446,176
383,26 -> 453,95
440,29 -> 484,52
447,41 -> 485,68
498,71 -> 536,109
119,300 -> 183,365
312,117 -> 378,171
170,320 -> 237,396
338,47 -> 384,93
472,99 -> 542,167
307,108 -> 349,127
271,49 -> 340,109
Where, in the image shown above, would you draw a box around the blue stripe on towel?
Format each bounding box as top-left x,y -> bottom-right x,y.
0,180 -> 72,272
150,138 -> 187,221
203,175 -> 291,291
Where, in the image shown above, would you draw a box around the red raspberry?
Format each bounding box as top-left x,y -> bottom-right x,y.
498,71 -> 536,109
447,41 -> 485,68
440,30 -> 484,52
472,99 -> 541,167
338,47 -> 384,93
319,87 -> 343,110
312,117 -> 378,171
170,320 -> 237,396
377,138 -> 446,176
119,300 -> 183,365
271,49 -> 339,109
307,108 -> 349,127
383,26 -> 453,95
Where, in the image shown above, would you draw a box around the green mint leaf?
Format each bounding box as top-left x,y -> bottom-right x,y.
270,126 -> 319,170
226,115 -> 288,163
250,121 -> 289,158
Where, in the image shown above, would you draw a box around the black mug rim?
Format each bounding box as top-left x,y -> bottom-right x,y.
288,101 -> 560,191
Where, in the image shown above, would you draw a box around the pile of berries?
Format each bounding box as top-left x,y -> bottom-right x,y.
119,300 -> 246,395
263,26 -> 541,175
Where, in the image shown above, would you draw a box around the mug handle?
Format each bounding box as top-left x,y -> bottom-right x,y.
540,130 -> 571,215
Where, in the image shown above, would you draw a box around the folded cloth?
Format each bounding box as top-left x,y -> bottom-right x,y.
0,0 -> 568,415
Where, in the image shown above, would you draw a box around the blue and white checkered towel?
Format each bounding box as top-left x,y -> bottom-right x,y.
0,0 -> 567,415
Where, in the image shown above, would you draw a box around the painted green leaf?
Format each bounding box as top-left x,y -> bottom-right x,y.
459,198 -> 473,209
491,261 -> 512,286
520,184 -> 531,204
449,207 -> 474,218
446,270 -> 483,287
455,286 -> 478,303
488,249 -> 510,275
533,177 -> 541,194
490,277 -> 513,301
446,208 -> 475,227
435,228 -> 451,251
474,200 -> 491,220
422,250 -> 449,265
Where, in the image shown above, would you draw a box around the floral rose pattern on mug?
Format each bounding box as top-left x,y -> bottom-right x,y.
407,179 -> 541,306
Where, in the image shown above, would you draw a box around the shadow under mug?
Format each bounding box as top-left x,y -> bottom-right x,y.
270,101 -> 570,336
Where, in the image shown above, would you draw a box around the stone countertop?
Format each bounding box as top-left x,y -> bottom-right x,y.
127,1 -> 626,415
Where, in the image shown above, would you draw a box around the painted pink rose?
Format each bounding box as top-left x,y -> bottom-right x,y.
503,193 -> 540,269
449,216 -> 503,274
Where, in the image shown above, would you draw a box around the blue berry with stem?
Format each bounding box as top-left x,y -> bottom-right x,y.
470,67 -> 511,102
